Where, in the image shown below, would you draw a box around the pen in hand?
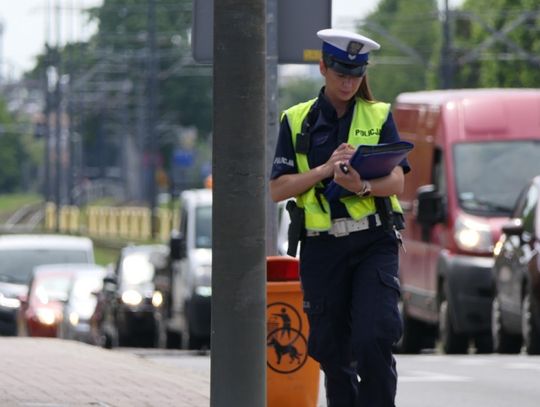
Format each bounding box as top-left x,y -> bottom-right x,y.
339,163 -> 350,174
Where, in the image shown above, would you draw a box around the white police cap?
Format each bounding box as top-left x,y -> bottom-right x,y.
317,28 -> 380,76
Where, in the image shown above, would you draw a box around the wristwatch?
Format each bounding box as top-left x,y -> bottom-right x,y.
356,180 -> 372,197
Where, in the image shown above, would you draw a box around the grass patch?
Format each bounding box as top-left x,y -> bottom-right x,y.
94,244 -> 120,267
0,193 -> 42,213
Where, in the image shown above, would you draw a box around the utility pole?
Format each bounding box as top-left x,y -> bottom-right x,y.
54,50 -> 62,231
266,0 -> 278,256
440,0 -> 454,89
54,1 -> 62,231
43,44 -> 52,203
147,0 -> 158,238
212,0 -> 267,405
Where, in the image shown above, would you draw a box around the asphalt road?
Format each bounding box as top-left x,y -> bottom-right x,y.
129,348 -> 540,407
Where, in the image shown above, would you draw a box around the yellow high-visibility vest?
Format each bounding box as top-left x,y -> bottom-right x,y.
282,97 -> 403,231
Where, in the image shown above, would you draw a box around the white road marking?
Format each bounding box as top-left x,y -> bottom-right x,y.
454,357 -> 494,366
399,370 -> 473,383
505,362 -> 540,371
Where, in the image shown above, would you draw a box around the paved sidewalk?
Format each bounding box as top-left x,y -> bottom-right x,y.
0,338 -> 210,407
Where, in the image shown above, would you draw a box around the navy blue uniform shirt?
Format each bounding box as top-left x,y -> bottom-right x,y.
271,87 -> 410,218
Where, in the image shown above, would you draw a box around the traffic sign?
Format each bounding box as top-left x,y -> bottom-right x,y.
192,0 -> 331,64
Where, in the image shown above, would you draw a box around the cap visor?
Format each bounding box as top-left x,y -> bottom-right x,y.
327,60 -> 367,77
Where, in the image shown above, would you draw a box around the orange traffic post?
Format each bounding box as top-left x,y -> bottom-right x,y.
266,256 -> 320,407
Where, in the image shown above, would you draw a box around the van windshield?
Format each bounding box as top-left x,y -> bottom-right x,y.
454,140 -> 540,216
0,249 -> 90,285
196,205 -> 212,248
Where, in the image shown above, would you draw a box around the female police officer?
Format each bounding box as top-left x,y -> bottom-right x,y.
270,28 -> 410,407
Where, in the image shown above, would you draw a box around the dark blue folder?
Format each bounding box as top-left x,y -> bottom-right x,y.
324,141 -> 414,201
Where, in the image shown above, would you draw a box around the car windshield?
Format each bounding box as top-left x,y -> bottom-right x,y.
33,275 -> 71,304
0,249 -> 90,284
120,253 -> 155,285
454,140 -> 540,216
196,205 -> 212,248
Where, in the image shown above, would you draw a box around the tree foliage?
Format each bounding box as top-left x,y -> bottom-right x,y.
359,0 -> 440,102
25,0 -> 213,190
0,100 -> 33,193
88,0 -> 212,134
453,0 -> 540,88
278,76 -> 323,112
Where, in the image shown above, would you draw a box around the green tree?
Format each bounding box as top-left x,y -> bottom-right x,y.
454,0 -> 540,88
89,0 -> 212,134
0,99 -> 32,192
359,0 -> 440,102
26,1 -> 213,191
278,77 -> 323,112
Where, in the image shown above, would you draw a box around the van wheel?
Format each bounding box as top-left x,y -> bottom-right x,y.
439,299 -> 468,354
395,301 -> 432,354
492,297 -> 521,354
153,320 -> 167,349
522,293 -> 540,355
188,330 -> 205,350
103,331 -> 119,349
473,333 -> 493,354
166,329 -> 183,349
185,317 -> 208,350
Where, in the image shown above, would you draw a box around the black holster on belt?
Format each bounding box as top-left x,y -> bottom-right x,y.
286,200 -> 305,257
375,197 -> 405,232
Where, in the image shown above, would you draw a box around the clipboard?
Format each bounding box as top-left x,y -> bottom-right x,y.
324,141 -> 414,201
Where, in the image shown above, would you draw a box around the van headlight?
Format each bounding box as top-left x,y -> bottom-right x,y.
454,214 -> 493,253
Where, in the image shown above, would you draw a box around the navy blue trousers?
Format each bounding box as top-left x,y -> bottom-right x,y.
300,226 -> 402,407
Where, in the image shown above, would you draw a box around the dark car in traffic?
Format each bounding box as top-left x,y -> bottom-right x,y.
91,244 -> 169,348
492,175 -> 540,355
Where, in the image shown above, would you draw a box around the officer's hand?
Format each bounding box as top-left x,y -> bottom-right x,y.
333,161 -> 363,193
324,143 -> 354,177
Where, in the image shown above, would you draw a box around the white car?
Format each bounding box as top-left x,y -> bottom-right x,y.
57,263 -> 107,343
0,234 -> 95,336
167,189 -> 212,349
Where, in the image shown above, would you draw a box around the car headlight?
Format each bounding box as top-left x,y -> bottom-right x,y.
493,237 -> 504,257
152,291 -> 163,307
195,286 -> 212,297
69,312 -> 80,326
0,293 -> 20,309
36,308 -> 57,325
121,290 -> 143,306
454,214 -> 493,253
194,265 -> 212,297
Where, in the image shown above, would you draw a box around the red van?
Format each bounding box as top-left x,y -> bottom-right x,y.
393,88 -> 540,354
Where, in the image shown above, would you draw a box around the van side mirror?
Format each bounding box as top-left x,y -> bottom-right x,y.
501,218 -> 523,236
103,274 -> 117,285
415,184 -> 445,225
102,274 -> 117,292
170,230 -> 186,260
